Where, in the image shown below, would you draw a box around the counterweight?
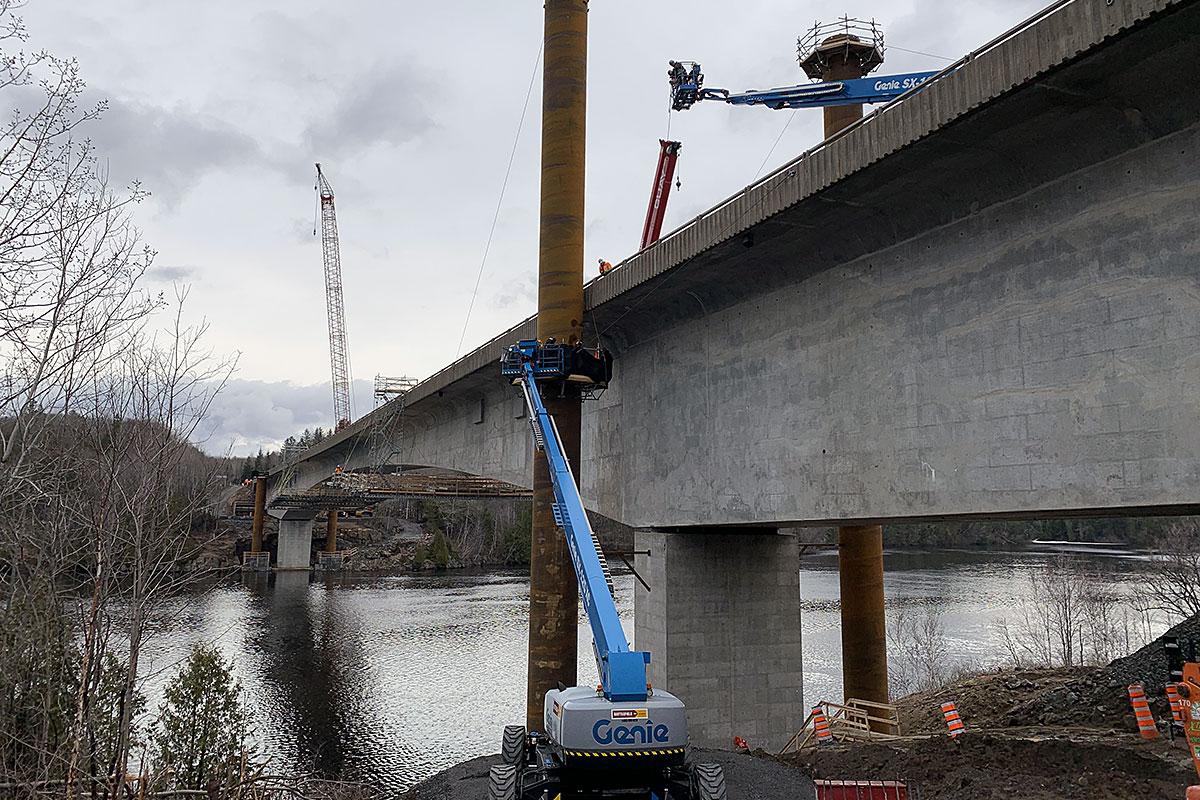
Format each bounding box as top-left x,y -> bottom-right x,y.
315,163 -> 352,430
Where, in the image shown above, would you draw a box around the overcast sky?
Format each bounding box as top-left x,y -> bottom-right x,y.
18,0 -> 1044,455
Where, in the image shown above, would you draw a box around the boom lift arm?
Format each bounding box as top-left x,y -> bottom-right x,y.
504,341 -> 647,702
491,341 -> 724,800
668,60 -> 937,112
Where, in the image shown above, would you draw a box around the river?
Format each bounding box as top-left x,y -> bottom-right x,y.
134,547 -> 1164,797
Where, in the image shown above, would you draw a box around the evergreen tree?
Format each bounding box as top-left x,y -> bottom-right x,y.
151,644 -> 248,792
239,456 -> 254,480
312,426 -> 325,443
253,448 -> 264,473
301,428 -> 313,447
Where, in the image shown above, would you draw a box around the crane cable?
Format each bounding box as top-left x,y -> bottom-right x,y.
456,42 -> 544,357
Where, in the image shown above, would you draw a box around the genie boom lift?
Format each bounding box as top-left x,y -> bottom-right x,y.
490,340 -> 726,800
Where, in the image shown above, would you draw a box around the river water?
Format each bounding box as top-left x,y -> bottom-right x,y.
135,548 -> 1162,797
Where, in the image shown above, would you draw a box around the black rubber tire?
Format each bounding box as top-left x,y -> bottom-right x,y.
488,765 -> 518,800
692,763 -> 728,800
501,725 -> 527,769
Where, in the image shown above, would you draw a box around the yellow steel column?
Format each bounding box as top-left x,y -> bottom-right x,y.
801,26 -> 891,707
325,510 -> 338,553
251,475 -> 266,553
838,525 -> 889,706
821,56 -> 865,139
527,0 -> 587,730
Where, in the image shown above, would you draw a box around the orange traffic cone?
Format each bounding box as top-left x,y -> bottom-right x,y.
940,701 -> 965,737
811,707 -> 834,745
1127,683 -> 1159,740
1167,683 -> 1184,726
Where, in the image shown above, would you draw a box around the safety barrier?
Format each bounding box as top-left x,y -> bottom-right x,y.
242,551 -> 271,572
1168,683 -> 1184,726
778,699 -> 902,754
815,780 -> 912,800
1127,683 -> 1159,740
940,701 -> 965,738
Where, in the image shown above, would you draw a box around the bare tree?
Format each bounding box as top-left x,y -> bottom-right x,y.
1144,521 -> 1200,621
995,554 -> 1150,669
0,5 -> 237,795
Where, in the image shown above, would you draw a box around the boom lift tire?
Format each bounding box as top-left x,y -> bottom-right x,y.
691,763 -> 728,800
501,725 -> 527,770
487,765 -> 518,800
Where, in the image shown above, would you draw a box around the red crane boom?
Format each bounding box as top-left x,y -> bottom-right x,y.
640,139 -> 682,250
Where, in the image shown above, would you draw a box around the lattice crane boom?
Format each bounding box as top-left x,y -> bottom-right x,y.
315,163 -> 352,430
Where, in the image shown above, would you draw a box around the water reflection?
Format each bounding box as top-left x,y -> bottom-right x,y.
134,550 -> 1161,798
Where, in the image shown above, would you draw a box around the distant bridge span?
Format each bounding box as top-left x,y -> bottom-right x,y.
274,0 -> 1200,529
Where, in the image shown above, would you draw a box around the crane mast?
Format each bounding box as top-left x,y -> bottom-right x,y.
315,163 -> 352,430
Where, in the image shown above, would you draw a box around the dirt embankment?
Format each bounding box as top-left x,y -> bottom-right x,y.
778,614 -> 1200,799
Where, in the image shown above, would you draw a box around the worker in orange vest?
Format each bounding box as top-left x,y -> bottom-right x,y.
597,258 -> 613,275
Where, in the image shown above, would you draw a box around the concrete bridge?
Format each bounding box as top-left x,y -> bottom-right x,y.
268,0 -> 1200,750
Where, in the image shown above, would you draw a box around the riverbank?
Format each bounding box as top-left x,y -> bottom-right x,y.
781,613 -> 1200,798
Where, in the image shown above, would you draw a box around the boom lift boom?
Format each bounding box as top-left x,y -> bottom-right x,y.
668,59 -> 937,112
488,341 -> 726,800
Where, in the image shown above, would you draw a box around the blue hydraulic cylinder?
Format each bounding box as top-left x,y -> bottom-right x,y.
514,357 -> 649,702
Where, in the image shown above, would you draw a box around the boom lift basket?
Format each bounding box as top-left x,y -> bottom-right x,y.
501,339 -> 612,398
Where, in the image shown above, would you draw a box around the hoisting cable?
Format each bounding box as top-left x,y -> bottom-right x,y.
754,109 -> 798,180
455,42 -> 544,358
885,43 -> 955,61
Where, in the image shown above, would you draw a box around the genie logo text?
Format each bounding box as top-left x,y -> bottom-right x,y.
592,718 -> 670,746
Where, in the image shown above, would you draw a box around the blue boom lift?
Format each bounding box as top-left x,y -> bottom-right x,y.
489,340 -> 727,800
668,59 -> 937,112
668,20 -> 942,114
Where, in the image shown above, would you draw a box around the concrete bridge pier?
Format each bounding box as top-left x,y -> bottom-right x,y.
268,508 -> 316,570
634,529 -> 802,752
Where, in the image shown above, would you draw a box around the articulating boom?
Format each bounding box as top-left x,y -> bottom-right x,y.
503,340 -> 647,702
668,59 -> 937,112
490,341 -> 725,800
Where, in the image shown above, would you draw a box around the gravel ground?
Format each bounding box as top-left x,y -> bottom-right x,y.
404,750 -> 815,800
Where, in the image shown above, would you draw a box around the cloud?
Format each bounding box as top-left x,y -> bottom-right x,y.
89,94 -> 265,207
147,264 -> 198,283
300,64 -> 436,160
197,377 -> 374,456
494,272 -> 536,310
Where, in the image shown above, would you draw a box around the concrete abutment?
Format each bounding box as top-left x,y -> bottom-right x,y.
634,529 -> 803,752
